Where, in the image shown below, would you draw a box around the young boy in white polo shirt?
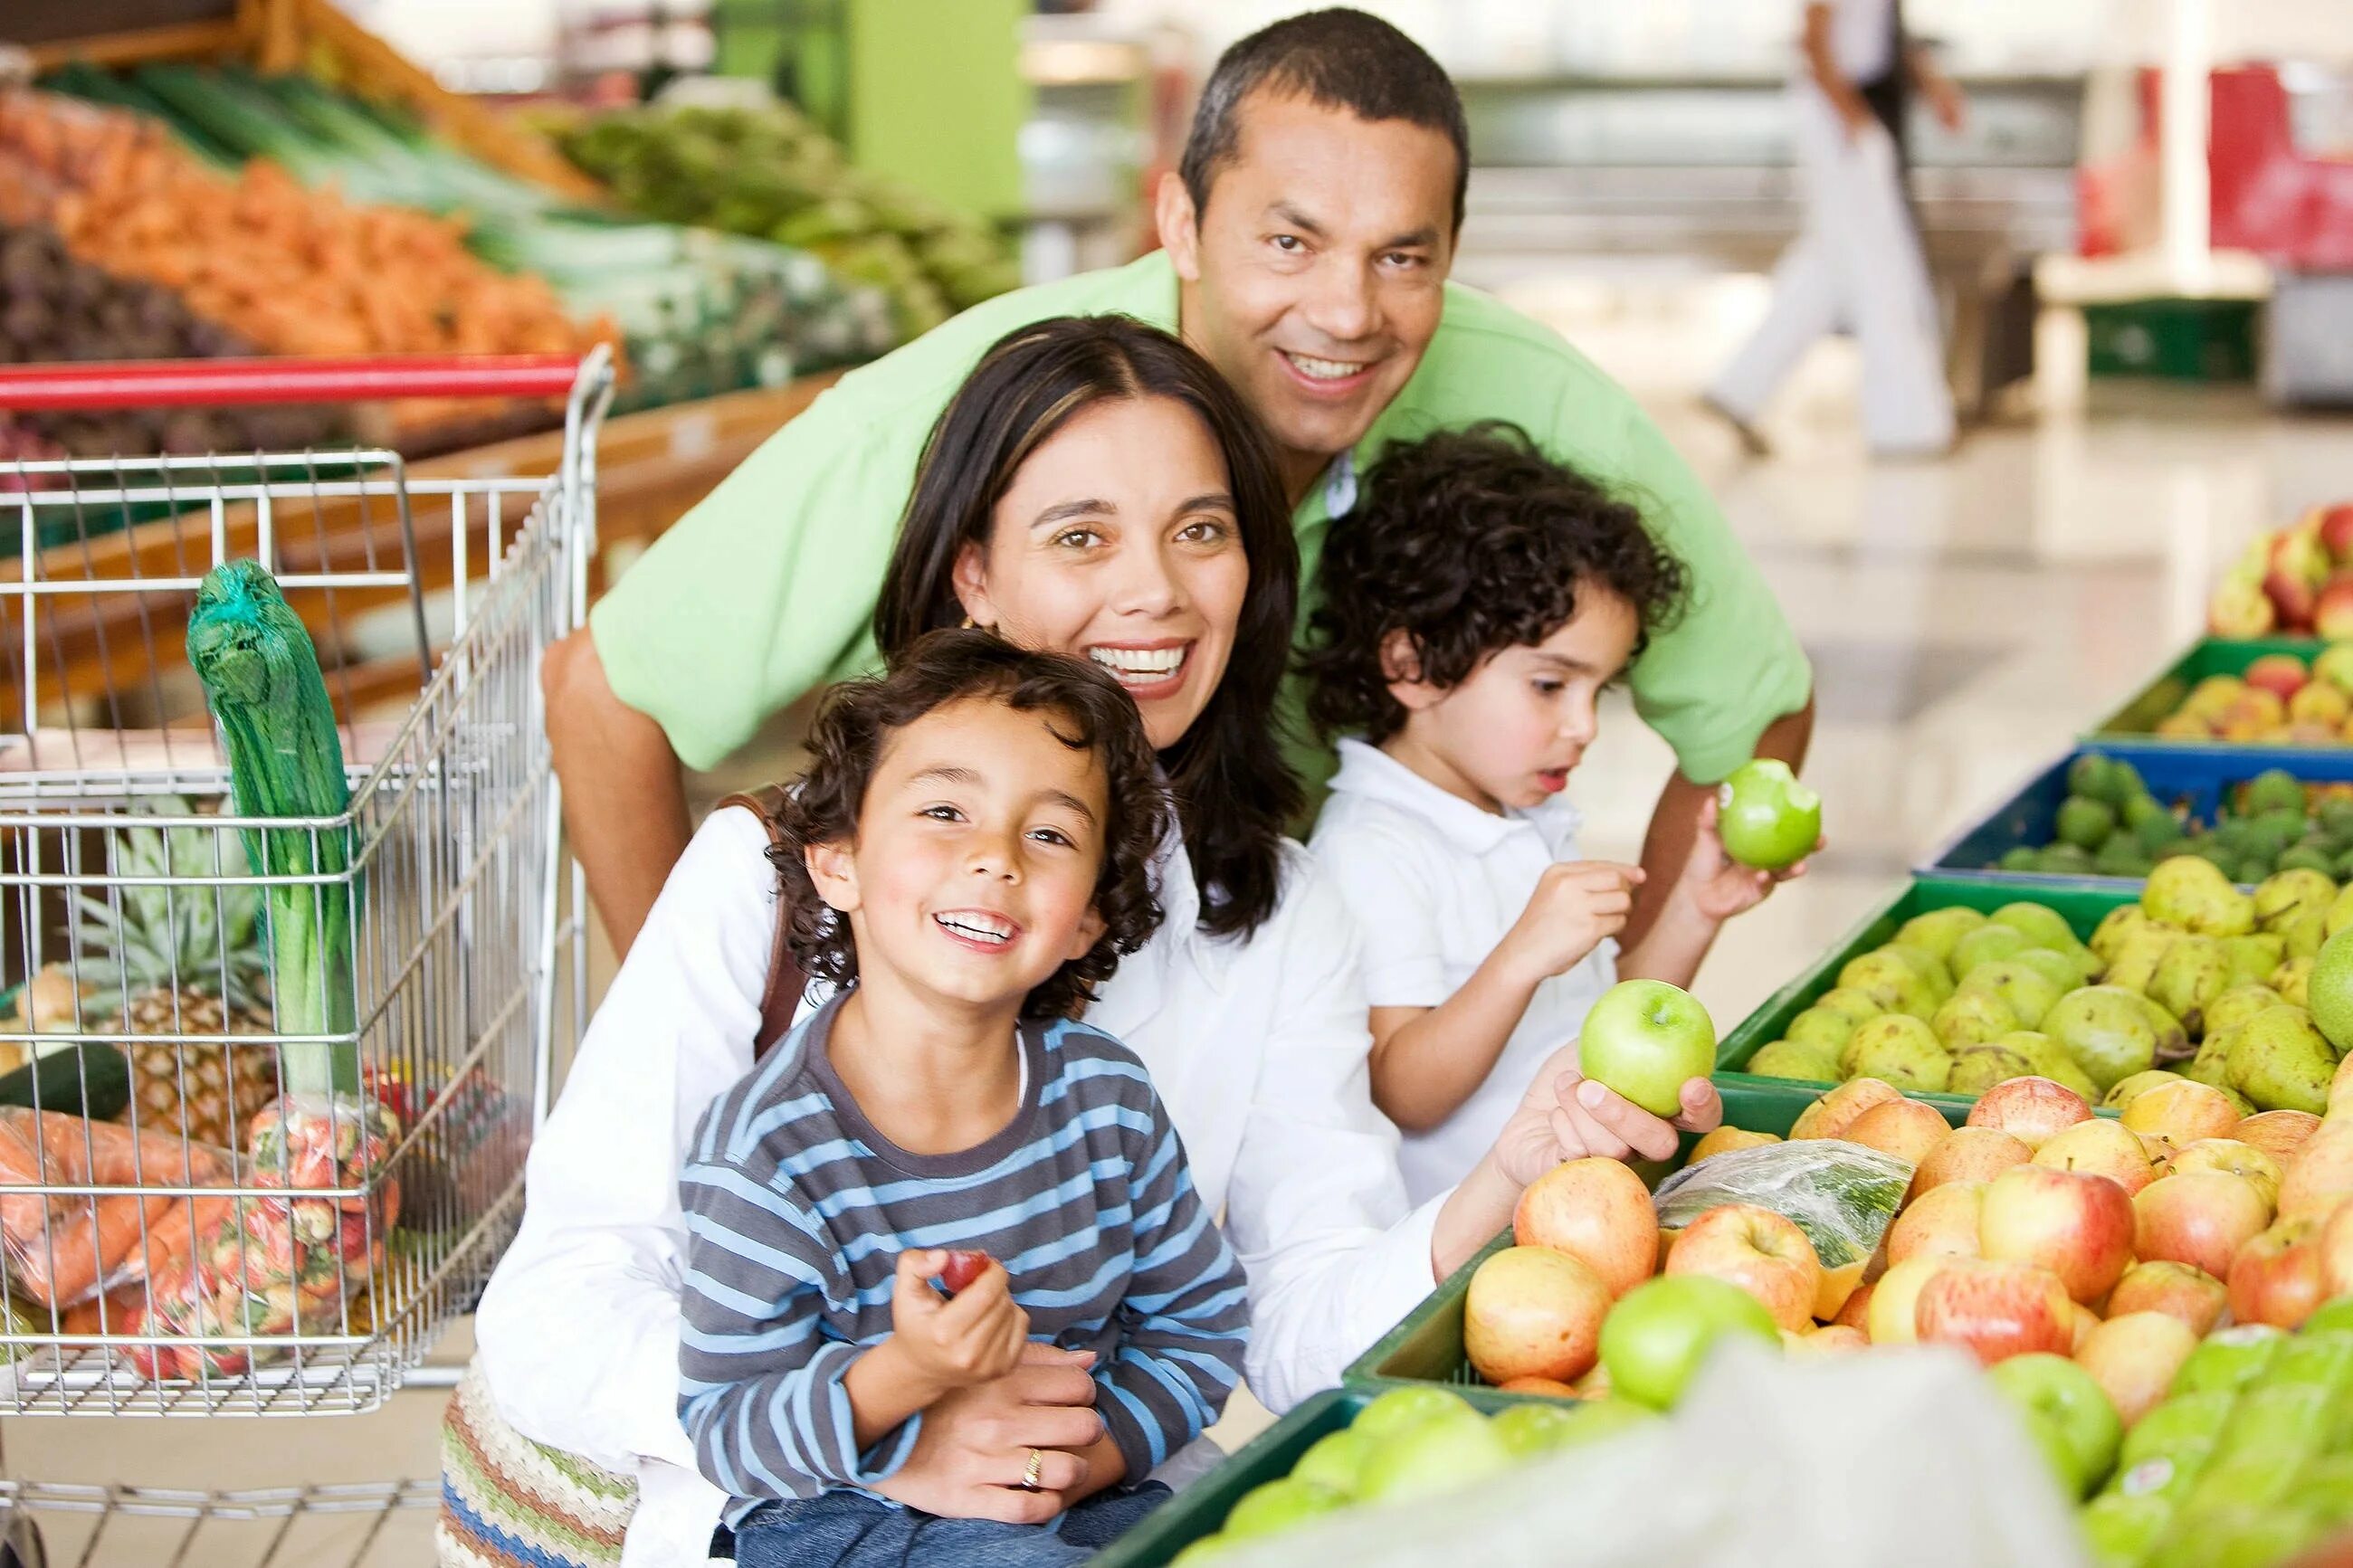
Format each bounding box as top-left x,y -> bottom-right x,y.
1302,424 -> 1802,1205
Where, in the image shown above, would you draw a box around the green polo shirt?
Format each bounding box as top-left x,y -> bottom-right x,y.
592,251 -> 1810,786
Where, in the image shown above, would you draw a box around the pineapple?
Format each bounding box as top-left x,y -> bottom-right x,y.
74,799 -> 279,1149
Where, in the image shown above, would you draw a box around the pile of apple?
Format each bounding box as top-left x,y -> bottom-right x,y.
1743,862 -> 2353,1113
2149,646 -> 2353,746
2206,502 -> 2353,641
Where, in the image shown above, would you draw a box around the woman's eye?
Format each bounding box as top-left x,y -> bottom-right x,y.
1176,518 -> 1228,545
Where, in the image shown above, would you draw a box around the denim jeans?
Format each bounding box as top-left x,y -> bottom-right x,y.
730,1483 -> 1172,1568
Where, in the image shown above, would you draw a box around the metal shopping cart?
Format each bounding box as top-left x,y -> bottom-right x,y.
0,350 -> 615,1566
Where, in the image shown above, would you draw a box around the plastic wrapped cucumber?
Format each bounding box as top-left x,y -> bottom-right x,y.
1653,1140 -> 1911,1274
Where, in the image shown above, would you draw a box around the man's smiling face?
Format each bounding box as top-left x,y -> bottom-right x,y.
1161,89 -> 1459,495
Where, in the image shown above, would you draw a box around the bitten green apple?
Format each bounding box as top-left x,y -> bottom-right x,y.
1718,758 -> 1822,870
1987,1352 -> 2123,1498
1579,979 -> 1718,1117
1598,1274 -> 1780,1410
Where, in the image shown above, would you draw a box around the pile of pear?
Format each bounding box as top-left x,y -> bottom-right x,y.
1745,858 -> 2353,1116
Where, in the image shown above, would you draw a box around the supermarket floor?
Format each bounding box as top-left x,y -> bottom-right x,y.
10,284 -> 2353,1566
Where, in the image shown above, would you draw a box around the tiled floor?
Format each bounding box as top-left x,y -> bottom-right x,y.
8,281 -> 2351,1565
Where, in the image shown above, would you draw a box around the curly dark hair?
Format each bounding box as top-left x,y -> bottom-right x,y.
876,316 -> 1300,941
1300,423 -> 1689,744
768,629 -> 1169,1022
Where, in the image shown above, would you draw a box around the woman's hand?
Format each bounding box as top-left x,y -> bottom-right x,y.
869,1344 -> 1107,1525
1491,1043 -> 1722,1187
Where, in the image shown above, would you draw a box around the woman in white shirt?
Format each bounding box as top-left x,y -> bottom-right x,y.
460,317 -> 1723,1566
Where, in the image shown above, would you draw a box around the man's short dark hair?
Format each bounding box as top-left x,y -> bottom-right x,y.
1300,424 -> 1689,745
1179,8 -> 1470,233
769,629 -> 1168,1022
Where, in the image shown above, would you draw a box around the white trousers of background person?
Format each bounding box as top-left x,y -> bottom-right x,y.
1710,86 -> 1955,456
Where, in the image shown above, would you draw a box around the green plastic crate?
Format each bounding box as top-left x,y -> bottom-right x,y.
2083,297 -> 2258,383
2090,637 -> 2344,747
1712,874 -> 2143,1121
1091,1384 -> 1533,1568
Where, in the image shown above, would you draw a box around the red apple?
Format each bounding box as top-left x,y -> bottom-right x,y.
1664,1203 -> 1824,1333
1833,1281 -> 1874,1332
1464,1245 -> 1612,1384
2167,1138 -> 2282,1212
2120,1081 -> 2244,1152
2321,1195 -> 2353,1299
1788,1324 -> 1869,1357
2235,1110 -> 2321,1168
1916,1259 -> 2076,1366
938,1250 -> 991,1296
1911,1128 -> 2033,1197
1840,1098 -> 1952,1166
2074,1311 -> 2199,1428
2070,1300 -> 2101,1355
1966,1077 -> 2093,1153
1790,1079 -> 1903,1142
2105,1260 -> 2228,1335
1887,1180 -> 1986,1267
2133,1172 -> 2272,1280
1497,1376 -> 1580,1399
2319,579 -> 2353,643
2228,1216 -> 2328,1330
1867,1258 -> 1943,1346
2320,502 -> 2353,564
2210,576 -> 2278,639
1980,1164 -> 2136,1304
2033,1119 -> 2156,1196
2281,1120 -> 2353,1221
1514,1157 -> 1658,1298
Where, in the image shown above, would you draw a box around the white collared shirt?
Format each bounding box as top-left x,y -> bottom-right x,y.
1310,739 -> 1620,1208
472,809 -> 1443,1566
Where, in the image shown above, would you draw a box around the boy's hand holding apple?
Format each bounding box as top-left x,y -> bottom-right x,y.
890,1248 -> 1032,1399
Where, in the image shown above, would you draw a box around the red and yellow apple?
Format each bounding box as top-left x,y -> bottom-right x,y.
2165,1139 -> 2282,1212
1464,1245 -> 1613,1384
1497,1376 -> 1580,1399
1790,1079 -> 1903,1142
2281,1120 -> 2353,1219
2321,1195 -> 2353,1299
2227,1216 -> 2328,1330
2234,1109 -> 2320,1166
1916,1259 -> 2076,1366
1514,1157 -> 1658,1298
1833,1281 -> 1873,1332
1663,1203 -> 1823,1333
1980,1164 -> 2135,1304
1688,1127 -> 1779,1164
1887,1180 -> 1986,1267
2033,1118 -> 2157,1197
1911,1127 -> 2032,1197
2104,1260 -> 2228,1336
1966,1077 -> 2093,1153
1866,1258 -> 1943,1345
2074,1311 -> 2199,1428
2132,1172 -> 2271,1280
1840,1098 -> 1952,1166
2120,1080 -> 2243,1150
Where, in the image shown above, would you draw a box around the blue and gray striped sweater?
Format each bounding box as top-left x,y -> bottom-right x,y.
677,994 -> 1249,1520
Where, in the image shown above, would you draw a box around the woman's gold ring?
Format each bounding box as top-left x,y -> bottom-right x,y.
1019,1448 -> 1045,1492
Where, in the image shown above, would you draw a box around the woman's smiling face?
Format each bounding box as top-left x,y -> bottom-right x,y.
952,394 -> 1251,752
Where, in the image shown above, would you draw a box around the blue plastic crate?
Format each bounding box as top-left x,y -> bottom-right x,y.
1923,742 -> 2353,891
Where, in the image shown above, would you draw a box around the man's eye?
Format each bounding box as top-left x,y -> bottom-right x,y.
1054,528 -> 1102,549
1271,234 -> 1303,253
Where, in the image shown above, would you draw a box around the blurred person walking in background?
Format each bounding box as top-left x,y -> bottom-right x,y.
1705,0 -> 1967,459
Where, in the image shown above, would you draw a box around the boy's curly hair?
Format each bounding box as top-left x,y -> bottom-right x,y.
1300,423 -> 1690,744
769,629 -> 1169,1021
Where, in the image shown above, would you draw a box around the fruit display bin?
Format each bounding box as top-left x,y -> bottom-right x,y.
1092,1385 -> 1532,1568
1921,741 -> 2353,889
2088,636 -> 2346,748
1711,876 -> 2139,1120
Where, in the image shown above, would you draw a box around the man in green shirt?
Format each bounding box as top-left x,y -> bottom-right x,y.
552,9 -> 1814,957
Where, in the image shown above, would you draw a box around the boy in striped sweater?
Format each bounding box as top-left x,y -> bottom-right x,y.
677,632 -> 1248,1567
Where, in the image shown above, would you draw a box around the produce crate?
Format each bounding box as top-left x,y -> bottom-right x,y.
2083,297 -> 2259,383
1922,741 -> 2353,889
1091,1385 -> 1532,1568
1711,876 -> 2140,1120
2090,637 -> 2344,748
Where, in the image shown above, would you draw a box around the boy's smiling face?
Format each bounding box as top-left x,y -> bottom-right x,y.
807,697 -> 1110,1013
1384,585 -> 1641,814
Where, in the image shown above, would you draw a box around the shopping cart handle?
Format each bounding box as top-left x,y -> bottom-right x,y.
0,355 -> 586,411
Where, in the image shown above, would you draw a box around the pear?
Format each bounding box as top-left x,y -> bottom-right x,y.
2187,1025 -> 2240,1088
2041,985 -> 2160,1094
1951,923 -> 2034,979
1989,901 -> 2082,955
1948,1045 -> 2037,1095
2226,1005 -> 2338,1115
1894,906 -> 1986,965
2013,946 -> 2099,993
1958,959 -> 2066,1031
1932,988 -> 2020,1050
2328,883 -> 2353,939
2223,933 -> 2288,989
2274,957 -> 2315,1009
2106,926 -> 2179,994
1839,1014 -> 1951,1094
1810,987 -> 1885,1029
2135,994 -> 2191,1062
2206,984 -> 2286,1038
2144,856 -> 2258,938
1837,950 -> 1938,1020
2148,935 -> 2233,1035
1786,1007 -> 1862,1053
2102,1068 -> 2187,1111
1887,945 -> 1956,1002
1748,1038 -> 1842,1082
2090,905 -> 2148,966
1986,1031 -> 2101,1100
2283,910 -> 2329,960
2256,869 -> 2338,933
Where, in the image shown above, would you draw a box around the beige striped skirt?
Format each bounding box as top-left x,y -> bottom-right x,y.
438,1355 -> 636,1567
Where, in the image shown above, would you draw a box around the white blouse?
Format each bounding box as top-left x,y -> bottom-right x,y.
472,808 -> 1444,1565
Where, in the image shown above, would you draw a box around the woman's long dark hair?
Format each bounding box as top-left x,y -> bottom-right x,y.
875,316 -> 1300,939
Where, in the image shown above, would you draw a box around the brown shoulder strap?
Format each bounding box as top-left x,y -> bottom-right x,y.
716,784 -> 804,1057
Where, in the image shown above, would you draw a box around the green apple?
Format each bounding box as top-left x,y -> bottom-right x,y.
1221,1477 -> 1346,1540
2215,1383 -> 2328,1464
2185,1446 -> 2305,1514
2120,1392 -> 2234,1473
1717,759 -> 1821,870
1348,1385 -> 1471,1444
1354,1407 -> 1515,1505
1987,1353 -> 2122,1499
1552,1397 -> 1658,1447
1488,1402 -> 1586,1458
2301,1297 -> 2353,1337
1578,979 -> 1718,1117
2150,1504 -> 2322,1568
2260,1331 -> 2353,1396
2110,1453 -> 2199,1508
2079,1492 -> 2172,1568
1169,1534 -> 1236,1565
2292,1453 -> 2353,1526
1289,1428 -> 1372,1497
1598,1274 -> 1779,1411
2169,1324 -> 2286,1396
